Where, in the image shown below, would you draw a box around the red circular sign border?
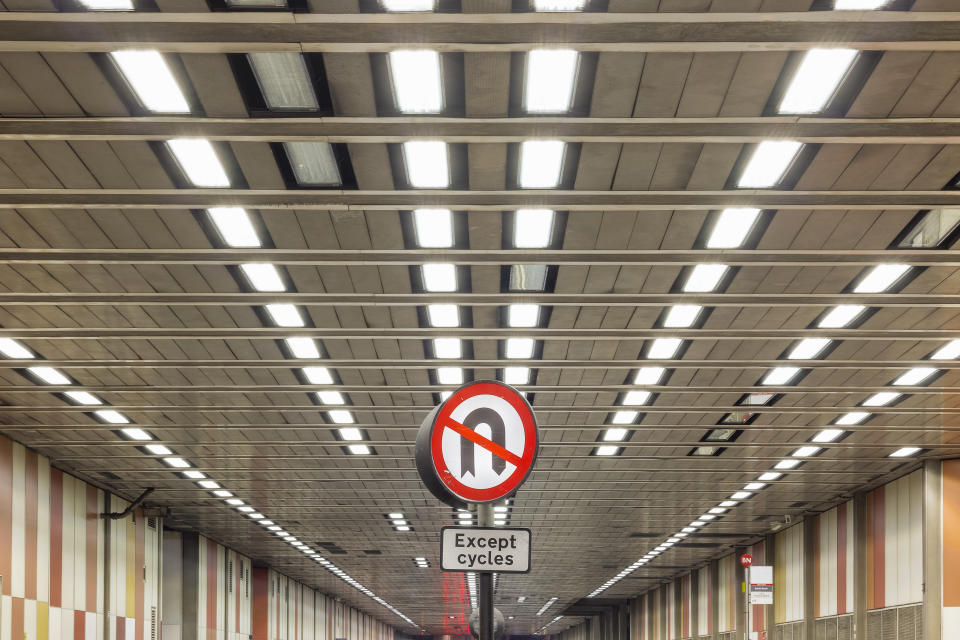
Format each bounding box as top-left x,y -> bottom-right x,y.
740,554 -> 753,568
430,381 -> 538,503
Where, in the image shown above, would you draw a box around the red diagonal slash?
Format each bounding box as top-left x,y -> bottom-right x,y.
443,418 -> 523,467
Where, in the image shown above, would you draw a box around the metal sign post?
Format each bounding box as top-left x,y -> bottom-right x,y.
478,503 -> 494,640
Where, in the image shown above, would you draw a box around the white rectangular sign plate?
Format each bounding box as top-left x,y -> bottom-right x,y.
750,565 -> 773,605
440,527 -> 531,573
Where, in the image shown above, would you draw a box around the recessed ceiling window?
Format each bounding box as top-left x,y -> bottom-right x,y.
65,391 -> 102,405
622,391 -> 651,406
897,208 -> 960,248
633,367 -> 666,385
285,337 -> 320,359
762,367 -> 802,386
403,141 -> 450,188
646,339 -> 682,359
787,338 -> 832,360
737,141 -> 803,188
348,444 -> 372,455
167,139 -> 230,187
283,142 -> 342,186
28,367 -> 70,385
317,391 -> 346,405
683,264 -> 728,292
514,209 -> 555,248
835,411 -> 870,425
240,263 -> 285,292
818,304 -> 866,328
812,429 -> 845,443
504,367 -> 530,385
436,367 -> 464,385
862,391 -> 901,407
778,49 -> 858,114
835,0 -> 888,7
328,410 -> 354,424
889,446 -> 921,458
533,0 -> 586,8
414,209 -> 454,247
121,428 -> 152,441
775,459 -> 801,470
853,264 -> 910,293
247,53 -> 319,111
792,446 -> 822,457
265,304 -> 304,327
508,304 -> 540,328
892,367 -> 938,386
110,51 -> 189,113
207,208 -> 260,247
302,367 -> 334,385
0,339 -> 33,359
602,428 -> 628,442
610,410 -> 638,425
741,392 -> 776,406
421,263 -> 458,292
432,338 -> 462,359
703,428 -> 738,442
509,264 -> 549,291
505,337 -> 535,359
389,50 -> 443,113
663,305 -> 702,328
594,445 -> 621,456
524,50 -> 578,114
706,208 -> 761,248
94,410 -> 129,424
427,304 -> 460,327
519,140 -> 565,188
690,446 -> 721,456
80,0 -> 133,8
931,339 -> 960,360
381,0 -> 435,11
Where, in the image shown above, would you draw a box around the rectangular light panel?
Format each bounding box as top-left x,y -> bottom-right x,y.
533,0 -> 586,8
28,367 -> 70,385
437,367 -> 464,384
818,305 -> 865,328
683,264 -> 728,292
835,0 -> 887,7
892,367 -> 938,386
509,264 -> 549,291
519,140 -> 565,188
240,263 -> 285,292
931,339 -> 960,360
302,367 -> 334,384
514,209 -> 555,248
64,391 -> 102,405
779,49 -> 858,114
207,208 -> 260,247
421,263 -> 458,292
427,304 -> 460,327
622,391 -> 651,406
634,367 -> 665,385
504,367 -> 530,384
283,142 -> 342,186
787,338 -> 832,360
707,208 -> 761,248
110,50 -> 189,113
265,304 -> 304,327
247,52 -> 319,111
836,411 -> 870,425
647,339 -> 682,359
524,50 -> 578,113
381,0 -> 435,12
0,338 -> 33,359
94,410 -> 129,424
737,141 -> 803,188
862,392 -> 900,407
762,367 -> 801,386
80,0 -> 134,8
853,264 -> 910,293
167,139 -> 230,187
663,305 -> 702,328
285,337 -> 320,359
508,304 -> 540,327
317,391 -> 346,405
812,429 -> 845,443
506,338 -> 535,359
403,141 -> 449,188
389,50 -> 443,113
413,209 -> 453,247
433,338 -> 462,359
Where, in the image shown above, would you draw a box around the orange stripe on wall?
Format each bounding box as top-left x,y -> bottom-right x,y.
86,484 -> 99,613
74,609 -> 86,640
50,468 -> 63,608
25,449 -> 38,600
252,568 -> 269,640
943,459 -> 960,606
12,597 -> 24,640
0,438 -> 12,596
838,502 -> 847,614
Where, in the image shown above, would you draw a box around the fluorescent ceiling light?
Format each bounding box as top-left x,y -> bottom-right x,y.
532,0 -> 586,8
863,392 -> 900,407
931,339 -> 960,360
285,337 -> 319,359
514,209 -> 556,247
707,208 -> 761,248
519,140 -> 565,188
505,337 -> 535,359
835,0 -> 887,8
774,459 -> 801,470
64,391 -> 102,405
602,428 -> 628,442
80,0 -> 133,8
622,391 -> 651,406
634,367 -> 666,385
348,444 -> 372,455
663,305 -> 702,328
283,142 -> 342,186
388,512 -> 404,519
197,480 -> 220,489
681,528 -> 696,533
247,52 -> 318,111
737,141 -> 802,188
708,507 -> 727,515
504,367 -> 530,384
240,263 -> 285,292
595,445 -> 620,456
207,208 -> 260,248
744,482 -> 767,491
265,304 -> 304,327
110,51 -> 189,113
647,338 -> 682,359
328,410 -> 354,424
121,428 -> 151,441
889,446 -> 921,458
433,338 -> 462,359
95,410 -> 129,424
819,305 -> 865,328
237,507 -> 255,514
302,367 -> 334,384
508,304 -> 540,327
611,411 -> 638,425
167,139 -> 230,187
338,428 -> 362,441
224,0 -> 286,5
758,472 -> 783,481
427,304 -> 460,327
403,141 -> 449,188
836,411 -> 870,425
788,338 -> 832,360
792,446 -> 822,457
812,429 -> 845,443
719,501 -> 739,507
316,391 -> 345,405
143,444 -> 172,455
0,338 -> 33,359
163,457 -> 191,468
779,49 -> 858,114
381,0 -> 434,9
439,390 -> 453,401
422,263 -> 458,292
698,514 -> 717,521
182,471 -> 207,480
225,498 -> 244,505
28,367 -> 70,385
762,366 -> 802,386
893,367 -> 938,386
388,50 -> 443,117
524,50 -> 578,114
413,209 -> 453,247
683,264 -> 728,292
437,367 -> 464,384
854,264 -> 910,293
730,492 -> 752,500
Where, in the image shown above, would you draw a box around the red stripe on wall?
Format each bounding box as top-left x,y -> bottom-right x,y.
24,449 -> 38,599
944,460 -> 960,607
118,616 -> 126,640
50,468 -> 64,608
252,568 -> 269,640
838,502 -> 848,614
12,597 -> 24,640
86,484 -> 99,613
207,538 -> 218,637
873,485 -> 885,609
74,609 -> 86,640
135,508 -> 145,640
0,438 -> 12,596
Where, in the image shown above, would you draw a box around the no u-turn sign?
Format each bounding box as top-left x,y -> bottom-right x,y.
415,381 -> 539,507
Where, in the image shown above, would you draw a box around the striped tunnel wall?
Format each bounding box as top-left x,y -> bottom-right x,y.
812,501 -> 854,619
715,555 -> 736,633
866,469 -> 923,610
0,436 -> 162,640
774,523 -> 804,624
251,568 -> 393,640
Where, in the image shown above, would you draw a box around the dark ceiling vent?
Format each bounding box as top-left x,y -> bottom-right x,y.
790,501 -> 809,508
100,471 -> 121,480
316,541 -> 348,554
628,532 -> 663,538
362,549 -> 382,555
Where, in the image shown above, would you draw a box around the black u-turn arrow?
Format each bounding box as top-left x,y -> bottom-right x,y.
460,407 -> 507,477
